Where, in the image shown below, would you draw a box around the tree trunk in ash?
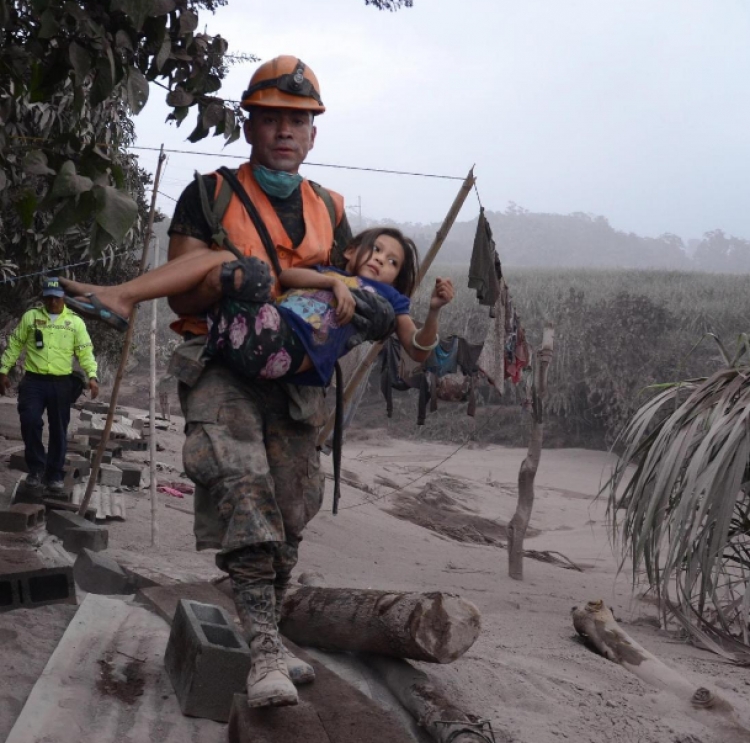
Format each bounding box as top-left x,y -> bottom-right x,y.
368,655 -> 509,743
280,586 -> 481,663
572,600 -> 750,739
507,326 -> 554,581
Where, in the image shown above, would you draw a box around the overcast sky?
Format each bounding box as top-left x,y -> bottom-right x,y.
133,0 -> 750,241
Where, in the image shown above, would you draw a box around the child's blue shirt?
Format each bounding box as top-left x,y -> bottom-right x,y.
276,266 -> 410,386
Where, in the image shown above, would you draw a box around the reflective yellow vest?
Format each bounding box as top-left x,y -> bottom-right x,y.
0,305 -> 98,378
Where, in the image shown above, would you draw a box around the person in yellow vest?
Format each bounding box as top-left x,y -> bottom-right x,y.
0,277 -> 99,491
161,56 -> 397,710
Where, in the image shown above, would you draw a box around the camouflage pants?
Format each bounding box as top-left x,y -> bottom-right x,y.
179,362 -> 325,581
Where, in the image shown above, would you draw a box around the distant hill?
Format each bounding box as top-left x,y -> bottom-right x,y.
365,205 -> 750,273
161,202 -> 750,273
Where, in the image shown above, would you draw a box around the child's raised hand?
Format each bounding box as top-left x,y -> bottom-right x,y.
332,280 -> 356,324
429,277 -> 454,310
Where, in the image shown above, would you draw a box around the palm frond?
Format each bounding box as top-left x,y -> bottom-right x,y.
607,363 -> 750,661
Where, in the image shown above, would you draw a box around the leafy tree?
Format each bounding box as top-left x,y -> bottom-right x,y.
0,0 -> 413,279
0,0 -> 243,272
693,229 -> 750,274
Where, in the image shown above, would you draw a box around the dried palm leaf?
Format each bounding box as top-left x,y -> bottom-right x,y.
606,352 -> 750,661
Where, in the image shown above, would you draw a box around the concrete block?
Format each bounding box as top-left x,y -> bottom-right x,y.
82,400 -> 110,414
117,463 -> 142,488
18,566 -> 76,609
0,563 -> 76,612
65,455 -> 91,477
98,464 -> 123,487
62,526 -> 109,554
42,499 -> 97,523
65,441 -> 91,458
0,572 -> 22,612
228,695 -> 329,743
12,479 -> 44,505
0,504 -> 45,532
79,410 -> 93,422
119,439 -> 148,452
46,509 -> 94,538
165,599 -> 251,722
85,446 -> 116,463
73,549 -> 131,594
8,453 -> 28,472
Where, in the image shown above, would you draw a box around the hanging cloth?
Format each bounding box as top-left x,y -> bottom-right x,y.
468,208 -> 500,308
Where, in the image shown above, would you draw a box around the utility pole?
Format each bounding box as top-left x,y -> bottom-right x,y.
347,196 -> 363,230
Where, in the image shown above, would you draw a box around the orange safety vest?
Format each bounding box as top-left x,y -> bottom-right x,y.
171,162 -> 345,337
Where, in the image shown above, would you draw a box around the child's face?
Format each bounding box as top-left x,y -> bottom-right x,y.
345,235 -> 404,287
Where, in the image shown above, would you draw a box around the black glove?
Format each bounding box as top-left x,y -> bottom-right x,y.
220,256 -> 274,303
346,290 -> 396,350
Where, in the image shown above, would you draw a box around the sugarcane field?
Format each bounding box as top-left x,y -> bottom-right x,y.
1,2 -> 750,743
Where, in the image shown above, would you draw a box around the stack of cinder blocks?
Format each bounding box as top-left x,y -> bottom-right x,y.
165,600 -> 251,722
71,401 -> 145,485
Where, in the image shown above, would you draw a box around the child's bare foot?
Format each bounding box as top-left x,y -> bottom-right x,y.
59,278 -> 134,322
59,276 -> 102,299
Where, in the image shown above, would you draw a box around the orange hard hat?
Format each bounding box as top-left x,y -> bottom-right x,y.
241,56 -> 325,114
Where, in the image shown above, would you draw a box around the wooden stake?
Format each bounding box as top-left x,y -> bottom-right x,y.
78,145 -> 167,517
316,166 -> 476,449
507,325 -> 554,580
148,237 -> 160,547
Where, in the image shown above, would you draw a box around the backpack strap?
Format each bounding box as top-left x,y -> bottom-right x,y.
309,180 -> 337,233
216,166 -> 284,278
193,171 -> 244,262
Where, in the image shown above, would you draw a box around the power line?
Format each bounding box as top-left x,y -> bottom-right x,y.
129,145 -> 466,181
0,247 -> 142,286
8,135 -> 469,181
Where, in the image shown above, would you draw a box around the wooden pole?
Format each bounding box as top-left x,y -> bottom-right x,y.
316,166 -> 476,448
78,145 -> 167,517
507,325 -> 554,580
148,238 -> 159,547
280,585 -> 481,663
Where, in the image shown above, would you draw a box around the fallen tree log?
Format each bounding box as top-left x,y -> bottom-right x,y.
572,600 -> 750,739
367,655 -> 507,743
280,587 -> 481,663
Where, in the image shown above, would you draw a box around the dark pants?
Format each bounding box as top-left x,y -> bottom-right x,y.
17,373 -> 73,482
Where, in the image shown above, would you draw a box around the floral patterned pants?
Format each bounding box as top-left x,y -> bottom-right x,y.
205,298 -> 308,381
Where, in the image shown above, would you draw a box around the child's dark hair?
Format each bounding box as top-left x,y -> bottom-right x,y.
347,227 -> 420,297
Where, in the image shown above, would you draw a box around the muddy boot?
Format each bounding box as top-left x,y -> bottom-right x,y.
275,584 -> 315,685
237,584 -> 298,709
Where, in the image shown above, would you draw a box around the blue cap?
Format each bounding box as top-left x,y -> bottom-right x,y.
42,277 -> 65,297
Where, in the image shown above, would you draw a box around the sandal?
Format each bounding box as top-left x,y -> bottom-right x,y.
65,293 -> 129,332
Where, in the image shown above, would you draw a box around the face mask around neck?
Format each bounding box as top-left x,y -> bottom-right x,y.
252,164 -> 303,199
